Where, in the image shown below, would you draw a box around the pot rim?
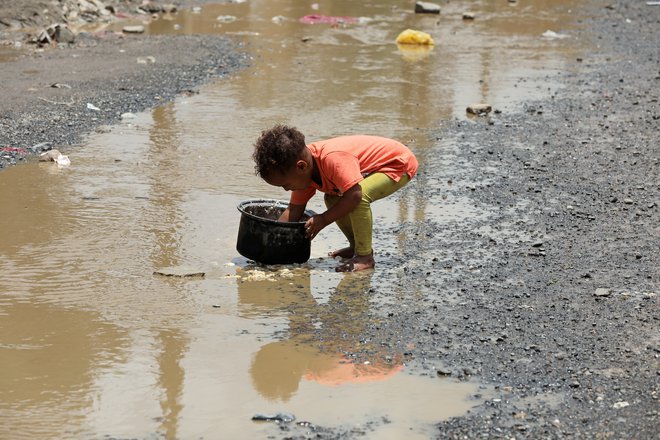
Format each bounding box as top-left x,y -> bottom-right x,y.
237,199 -> 316,226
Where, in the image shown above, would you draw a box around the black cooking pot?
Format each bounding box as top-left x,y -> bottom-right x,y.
236,199 -> 316,265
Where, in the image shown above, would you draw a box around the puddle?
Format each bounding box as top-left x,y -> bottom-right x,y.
1,0 -> 585,438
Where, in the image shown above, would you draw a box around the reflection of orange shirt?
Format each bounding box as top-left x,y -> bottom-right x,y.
290,135 -> 418,205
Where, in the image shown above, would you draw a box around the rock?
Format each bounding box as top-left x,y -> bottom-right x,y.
252,412 -> 296,423
415,2 -> 441,14
123,25 -> 145,34
532,240 -> 544,247
54,24 -> 76,44
463,12 -> 476,20
594,288 -> 612,297
467,103 -> 492,115
162,4 -> 178,14
153,266 -> 206,278
437,367 -> 452,376
623,198 -> 633,204
612,401 -> 629,409
138,2 -> 163,13
121,112 -> 136,119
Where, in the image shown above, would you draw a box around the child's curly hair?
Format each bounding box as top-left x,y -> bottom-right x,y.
253,124 -> 307,177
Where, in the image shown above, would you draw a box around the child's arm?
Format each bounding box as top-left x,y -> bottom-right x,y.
278,203 -> 307,222
304,184 -> 362,239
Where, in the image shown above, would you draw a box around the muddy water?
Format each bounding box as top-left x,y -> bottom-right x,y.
1,1 -> 582,438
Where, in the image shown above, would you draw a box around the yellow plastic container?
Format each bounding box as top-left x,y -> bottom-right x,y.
395,29 -> 435,45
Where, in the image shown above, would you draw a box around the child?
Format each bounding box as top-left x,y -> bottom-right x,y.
253,125 -> 418,272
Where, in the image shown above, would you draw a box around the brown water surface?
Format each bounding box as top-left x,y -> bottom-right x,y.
1,0 -> 583,438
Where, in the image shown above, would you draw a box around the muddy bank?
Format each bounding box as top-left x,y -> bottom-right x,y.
273,1 -> 658,439
0,0 -> 248,168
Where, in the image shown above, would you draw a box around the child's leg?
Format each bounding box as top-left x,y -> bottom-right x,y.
324,194 -> 355,258
339,173 -> 411,271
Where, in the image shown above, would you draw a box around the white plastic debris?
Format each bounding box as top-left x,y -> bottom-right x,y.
541,30 -> 569,40
55,154 -> 71,166
86,103 -> 101,111
39,149 -> 70,167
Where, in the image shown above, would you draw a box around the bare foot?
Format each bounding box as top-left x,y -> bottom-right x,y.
328,247 -> 354,259
335,253 -> 375,272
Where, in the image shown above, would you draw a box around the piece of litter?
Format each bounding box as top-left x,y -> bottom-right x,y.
396,29 -> 435,45
612,401 -> 630,409
55,154 -> 71,166
86,103 -> 101,111
541,30 -> 569,39
154,266 -> 206,278
137,56 -> 156,64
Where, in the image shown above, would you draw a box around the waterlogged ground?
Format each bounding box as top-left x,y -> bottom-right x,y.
5,1 -> 654,439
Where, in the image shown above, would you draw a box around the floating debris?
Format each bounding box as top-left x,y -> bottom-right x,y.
396,29 -> 435,45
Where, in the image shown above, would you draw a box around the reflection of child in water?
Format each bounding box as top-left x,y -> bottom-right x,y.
250,339 -> 403,402
253,125 -> 418,272
246,271 -> 403,402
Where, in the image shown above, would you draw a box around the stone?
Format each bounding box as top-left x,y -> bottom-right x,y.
252,412 -> 296,423
463,12 -> 476,20
594,288 -> 612,297
123,25 -> 145,34
612,401 -> 629,409
467,103 -> 492,115
162,4 -> 178,13
415,2 -> 441,14
436,367 -> 452,376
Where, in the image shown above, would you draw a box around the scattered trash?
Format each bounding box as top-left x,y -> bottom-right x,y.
36,23 -> 76,46
466,103 -> 492,115
216,15 -> 237,23
123,25 -> 145,34
86,103 -> 101,111
1,147 -> 28,155
252,412 -> 296,423
541,30 -> 569,40
396,29 -> 435,45
415,1 -> 441,14
153,266 -> 206,278
300,15 -> 359,25
39,149 -> 70,167
137,56 -> 156,64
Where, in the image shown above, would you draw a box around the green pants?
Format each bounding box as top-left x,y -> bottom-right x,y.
325,173 -> 411,256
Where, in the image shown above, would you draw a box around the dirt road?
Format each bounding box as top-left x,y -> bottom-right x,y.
1,1 -> 657,439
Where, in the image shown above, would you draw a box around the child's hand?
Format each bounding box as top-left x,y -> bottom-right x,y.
304,214 -> 328,240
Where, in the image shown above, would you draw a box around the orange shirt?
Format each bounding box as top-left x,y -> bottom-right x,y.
290,135 -> 418,205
